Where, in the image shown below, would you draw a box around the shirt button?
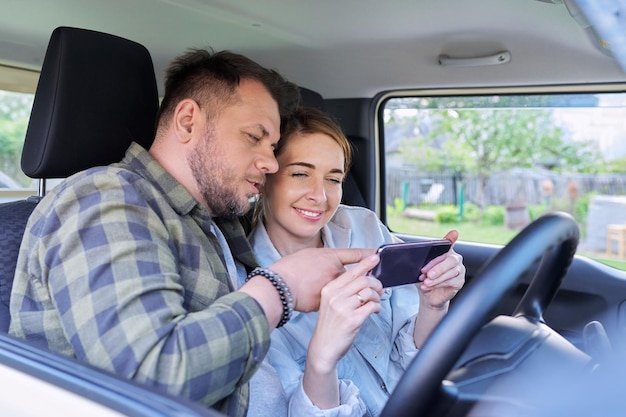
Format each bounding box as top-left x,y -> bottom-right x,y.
381,382 -> 388,392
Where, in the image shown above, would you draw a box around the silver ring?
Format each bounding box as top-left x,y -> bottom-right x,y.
356,293 -> 365,305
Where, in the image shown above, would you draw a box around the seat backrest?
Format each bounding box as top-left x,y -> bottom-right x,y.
0,26 -> 159,332
0,197 -> 41,331
298,87 -> 367,208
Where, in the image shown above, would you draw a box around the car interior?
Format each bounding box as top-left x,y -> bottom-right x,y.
0,26 -> 229,417
0,25 -> 371,417
0,26 -> 159,329
1,0 -> 626,416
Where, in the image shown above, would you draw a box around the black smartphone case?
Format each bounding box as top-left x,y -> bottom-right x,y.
370,240 -> 452,287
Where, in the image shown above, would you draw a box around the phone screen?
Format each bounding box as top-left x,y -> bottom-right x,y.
369,240 -> 452,287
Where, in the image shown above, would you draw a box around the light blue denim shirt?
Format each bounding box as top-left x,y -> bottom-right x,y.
243,205 -> 420,417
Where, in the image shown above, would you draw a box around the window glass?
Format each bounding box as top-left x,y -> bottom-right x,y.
0,89 -> 35,202
382,89 -> 626,270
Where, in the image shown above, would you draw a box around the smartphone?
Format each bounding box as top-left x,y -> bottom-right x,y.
369,239 -> 452,287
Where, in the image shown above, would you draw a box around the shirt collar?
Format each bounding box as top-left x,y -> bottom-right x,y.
120,142 -> 199,216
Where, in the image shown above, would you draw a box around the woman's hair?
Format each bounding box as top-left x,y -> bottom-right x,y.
156,48 -> 300,131
276,107 -> 352,172
251,106 -> 353,229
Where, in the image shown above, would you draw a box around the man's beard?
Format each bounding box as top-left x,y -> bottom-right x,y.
188,132 -> 251,218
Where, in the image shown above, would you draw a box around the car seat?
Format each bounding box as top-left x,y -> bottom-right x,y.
0,26 -> 159,332
297,87 -> 367,208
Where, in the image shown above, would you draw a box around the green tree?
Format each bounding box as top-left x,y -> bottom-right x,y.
0,91 -> 33,186
398,108 -> 602,210
606,156 -> 626,173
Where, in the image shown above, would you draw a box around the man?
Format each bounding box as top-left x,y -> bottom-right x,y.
9,49 -> 378,416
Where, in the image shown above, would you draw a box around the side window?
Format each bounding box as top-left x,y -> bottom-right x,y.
0,65 -> 38,203
381,89 -> 626,270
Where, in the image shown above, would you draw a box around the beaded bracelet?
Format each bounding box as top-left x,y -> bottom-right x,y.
246,267 -> 294,328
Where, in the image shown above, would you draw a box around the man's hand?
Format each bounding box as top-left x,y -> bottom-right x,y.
272,248 -> 379,312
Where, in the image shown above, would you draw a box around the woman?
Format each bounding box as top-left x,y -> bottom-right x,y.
243,107 -> 465,417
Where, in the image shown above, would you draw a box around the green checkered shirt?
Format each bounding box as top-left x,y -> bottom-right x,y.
9,142 -> 268,417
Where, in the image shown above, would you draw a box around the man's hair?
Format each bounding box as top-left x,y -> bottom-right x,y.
156,48 -> 300,129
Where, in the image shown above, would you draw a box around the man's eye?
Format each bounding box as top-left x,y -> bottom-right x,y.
247,133 -> 260,142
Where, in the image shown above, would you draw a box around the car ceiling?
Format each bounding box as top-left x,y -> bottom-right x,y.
1,0 -> 625,99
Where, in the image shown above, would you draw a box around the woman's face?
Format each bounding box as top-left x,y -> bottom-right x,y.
263,132 -> 345,245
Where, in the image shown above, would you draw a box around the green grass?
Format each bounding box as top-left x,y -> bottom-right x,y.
598,258 -> 626,270
387,212 -> 626,271
388,214 -> 518,245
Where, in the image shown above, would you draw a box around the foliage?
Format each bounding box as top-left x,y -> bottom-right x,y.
386,197 -> 406,216
386,212 -> 626,271
527,204 -> 547,222
388,208 -> 518,244
0,91 -> 33,186
543,190 -> 595,226
385,94 -> 602,111
482,205 -> 505,226
411,202 -> 505,226
606,156 -> 626,173
434,205 -> 460,223
461,202 -> 481,222
574,192 -> 596,224
387,100 -> 604,210
550,197 -> 575,214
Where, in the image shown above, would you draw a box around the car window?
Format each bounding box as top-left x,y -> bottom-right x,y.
0,78 -> 36,203
380,86 -> 626,270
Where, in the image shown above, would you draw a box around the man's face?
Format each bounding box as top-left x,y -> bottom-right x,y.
188,79 -> 281,218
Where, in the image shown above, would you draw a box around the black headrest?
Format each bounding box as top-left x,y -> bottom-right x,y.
299,87 -> 325,110
297,86 -> 367,208
21,27 -> 159,178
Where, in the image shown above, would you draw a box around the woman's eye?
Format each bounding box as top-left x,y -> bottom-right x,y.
328,178 -> 342,184
292,172 -> 307,178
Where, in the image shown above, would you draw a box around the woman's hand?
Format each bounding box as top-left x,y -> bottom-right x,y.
308,254 -> 383,372
302,253 -> 382,409
412,230 -> 465,348
418,230 -> 465,309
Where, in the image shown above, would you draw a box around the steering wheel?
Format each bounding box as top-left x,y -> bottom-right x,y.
380,211 -> 580,417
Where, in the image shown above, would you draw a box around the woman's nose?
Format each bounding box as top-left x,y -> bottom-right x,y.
307,179 -> 327,202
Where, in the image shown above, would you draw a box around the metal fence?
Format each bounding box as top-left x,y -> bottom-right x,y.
387,167 -> 626,207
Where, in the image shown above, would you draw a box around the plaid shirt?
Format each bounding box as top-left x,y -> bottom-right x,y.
9,142 -> 268,417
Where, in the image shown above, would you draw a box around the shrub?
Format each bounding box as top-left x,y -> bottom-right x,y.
386,197 -> 405,216
461,202 -> 481,222
527,204 -> 546,221
575,192 -> 596,224
435,205 -> 460,223
483,205 -> 505,226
